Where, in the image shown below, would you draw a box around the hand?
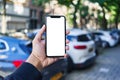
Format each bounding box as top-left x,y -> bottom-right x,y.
26,25 -> 70,71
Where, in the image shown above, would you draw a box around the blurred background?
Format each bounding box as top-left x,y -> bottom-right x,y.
0,0 -> 120,80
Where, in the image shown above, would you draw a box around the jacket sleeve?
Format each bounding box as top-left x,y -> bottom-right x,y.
4,62 -> 42,80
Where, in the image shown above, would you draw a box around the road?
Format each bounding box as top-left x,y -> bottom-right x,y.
65,45 -> 120,80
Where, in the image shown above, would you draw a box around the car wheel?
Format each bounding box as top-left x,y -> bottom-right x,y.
67,56 -> 74,73
102,41 -> 109,48
95,49 -> 99,56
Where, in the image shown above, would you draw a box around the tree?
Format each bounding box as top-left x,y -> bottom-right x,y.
101,0 -> 120,29
34,0 -> 50,7
58,0 -> 81,28
110,0 -> 120,28
79,5 -> 89,29
89,0 -> 120,29
89,0 -> 110,30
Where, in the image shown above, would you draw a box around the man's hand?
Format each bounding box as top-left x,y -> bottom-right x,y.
26,25 -> 70,71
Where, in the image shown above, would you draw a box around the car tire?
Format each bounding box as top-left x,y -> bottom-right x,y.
67,56 -> 74,73
102,41 -> 109,48
95,49 -> 99,56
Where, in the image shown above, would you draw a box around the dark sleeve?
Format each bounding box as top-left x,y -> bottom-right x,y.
4,62 -> 42,80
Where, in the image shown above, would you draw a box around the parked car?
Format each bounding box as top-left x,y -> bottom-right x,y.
89,33 -> 103,55
92,30 -> 118,47
0,35 -> 32,71
0,35 -> 68,79
42,59 -> 67,80
110,29 -> 120,43
26,29 -> 39,39
66,29 -> 96,70
26,29 -> 46,40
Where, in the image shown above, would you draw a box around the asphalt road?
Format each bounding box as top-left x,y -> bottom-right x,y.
65,45 -> 120,80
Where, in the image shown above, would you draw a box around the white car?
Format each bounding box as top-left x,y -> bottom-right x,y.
93,30 -> 118,47
67,29 -> 96,69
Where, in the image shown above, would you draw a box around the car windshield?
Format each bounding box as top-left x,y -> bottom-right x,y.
89,33 -> 95,40
77,34 -> 91,42
67,35 -> 77,41
0,42 -> 6,50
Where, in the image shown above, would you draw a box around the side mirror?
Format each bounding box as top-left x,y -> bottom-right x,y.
0,76 -> 4,80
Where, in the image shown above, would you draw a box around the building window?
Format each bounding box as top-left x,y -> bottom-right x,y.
30,9 -> 37,18
29,9 -> 37,29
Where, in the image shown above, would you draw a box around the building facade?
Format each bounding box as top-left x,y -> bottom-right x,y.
0,0 -> 42,33
28,0 -> 43,29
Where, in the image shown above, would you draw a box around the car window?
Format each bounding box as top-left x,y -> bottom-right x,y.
77,34 -> 91,42
0,39 -> 9,52
67,35 -> 77,41
93,33 -> 103,36
110,32 -> 115,36
0,42 -> 6,50
89,33 -> 95,40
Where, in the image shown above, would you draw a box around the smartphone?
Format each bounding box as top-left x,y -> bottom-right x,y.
46,15 -> 66,57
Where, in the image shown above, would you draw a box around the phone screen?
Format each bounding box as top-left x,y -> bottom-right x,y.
46,16 -> 66,57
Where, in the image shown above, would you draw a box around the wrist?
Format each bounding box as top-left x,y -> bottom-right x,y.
26,54 -> 43,71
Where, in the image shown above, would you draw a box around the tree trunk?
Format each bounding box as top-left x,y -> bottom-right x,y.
101,7 -> 108,30
80,17 -> 86,29
73,7 -> 77,28
72,0 -> 80,28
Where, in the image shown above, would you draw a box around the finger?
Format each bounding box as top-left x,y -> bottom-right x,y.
66,30 -> 70,35
34,25 -> 46,41
41,40 -> 45,45
66,39 -> 69,44
65,45 -> 69,50
57,57 -> 64,59
54,58 -> 59,62
47,58 -> 58,65
64,54 -> 69,58
57,54 -> 68,59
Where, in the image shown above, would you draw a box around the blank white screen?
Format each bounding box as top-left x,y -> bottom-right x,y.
46,16 -> 65,56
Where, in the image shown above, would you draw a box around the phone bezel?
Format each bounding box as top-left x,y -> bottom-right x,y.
45,15 -> 66,57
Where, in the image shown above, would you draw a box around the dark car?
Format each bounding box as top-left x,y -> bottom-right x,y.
0,35 -> 32,71
41,59 -> 67,80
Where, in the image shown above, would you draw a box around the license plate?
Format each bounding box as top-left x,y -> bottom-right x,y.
50,72 -> 63,80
